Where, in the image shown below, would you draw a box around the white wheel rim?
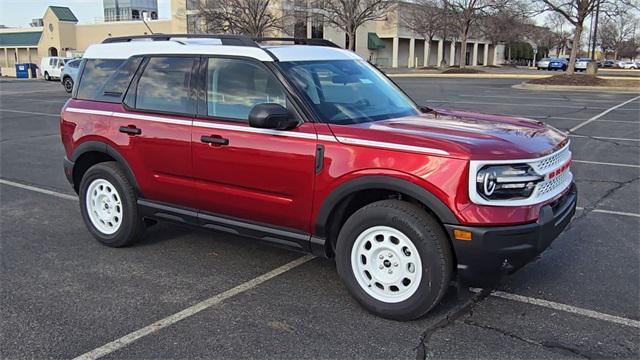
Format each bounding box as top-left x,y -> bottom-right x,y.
350,226 -> 422,303
86,178 -> 123,235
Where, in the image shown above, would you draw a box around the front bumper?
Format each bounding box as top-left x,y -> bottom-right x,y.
445,183 -> 577,287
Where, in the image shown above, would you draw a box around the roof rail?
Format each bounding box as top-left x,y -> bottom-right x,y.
254,37 -> 341,48
102,34 -> 259,47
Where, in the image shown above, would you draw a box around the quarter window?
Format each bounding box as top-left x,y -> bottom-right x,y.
206,58 -> 286,120
97,57 -> 143,102
135,57 -> 196,114
77,59 -> 125,100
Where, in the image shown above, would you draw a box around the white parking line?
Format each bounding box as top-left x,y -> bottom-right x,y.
576,206 -> 640,218
569,95 -> 640,132
471,289 -> 640,329
569,134 -> 640,142
572,159 -> 640,168
0,179 -> 77,200
0,108 -> 59,117
0,89 -> 65,95
73,254 -> 315,360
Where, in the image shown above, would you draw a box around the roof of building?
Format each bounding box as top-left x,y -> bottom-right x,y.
0,31 -> 43,46
49,6 -> 78,22
83,40 -> 362,62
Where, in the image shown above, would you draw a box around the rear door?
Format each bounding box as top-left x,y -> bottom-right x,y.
191,57 -> 317,232
112,56 -> 198,207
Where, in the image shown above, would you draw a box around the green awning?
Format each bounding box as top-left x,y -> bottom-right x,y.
0,31 -> 42,46
368,33 -> 385,50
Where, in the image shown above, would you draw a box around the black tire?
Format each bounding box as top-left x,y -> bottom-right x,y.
79,161 -> 144,247
44,72 -> 50,81
335,200 -> 453,321
63,77 -> 73,93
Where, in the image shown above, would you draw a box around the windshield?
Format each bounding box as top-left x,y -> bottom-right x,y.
278,60 -> 419,124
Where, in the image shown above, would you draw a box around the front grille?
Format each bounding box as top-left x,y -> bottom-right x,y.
531,146 -> 571,173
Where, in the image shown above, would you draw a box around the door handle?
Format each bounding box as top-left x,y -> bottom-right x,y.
119,125 -> 141,135
201,135 -> 229,146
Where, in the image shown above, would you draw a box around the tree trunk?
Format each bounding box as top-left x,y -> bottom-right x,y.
566,22 -> 583,75
347,31 -> 356,51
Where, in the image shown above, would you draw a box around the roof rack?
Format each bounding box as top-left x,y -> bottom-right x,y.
102,34 -> 259,47
253,37 -> 340,48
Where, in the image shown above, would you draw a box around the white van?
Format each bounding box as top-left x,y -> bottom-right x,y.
40,56 -> 70,80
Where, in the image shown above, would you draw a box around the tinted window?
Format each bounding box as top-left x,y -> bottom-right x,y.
135,57 -> 196,114
67,59 -> 81,68
96,57 -> 143,102
77,59 -> 125,100
207,58 -> 286,120
278,60 -> 418,124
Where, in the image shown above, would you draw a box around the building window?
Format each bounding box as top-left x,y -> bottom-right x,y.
187,14 -> 200,33
186,0 -> 199,10
293,11 -> 306,38
311,14 -> 323,39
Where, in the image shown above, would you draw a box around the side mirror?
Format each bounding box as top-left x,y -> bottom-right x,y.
248,103 -> 298,130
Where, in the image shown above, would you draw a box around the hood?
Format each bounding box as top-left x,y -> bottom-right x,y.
328,108 -> 569,160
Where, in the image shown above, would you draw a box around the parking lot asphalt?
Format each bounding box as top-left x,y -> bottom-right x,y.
1,77 -> 638,359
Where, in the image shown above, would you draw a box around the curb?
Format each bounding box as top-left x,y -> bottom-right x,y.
513,82 -> 640,93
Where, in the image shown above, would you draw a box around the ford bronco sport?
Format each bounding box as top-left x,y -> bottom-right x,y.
60,35 -> 577,320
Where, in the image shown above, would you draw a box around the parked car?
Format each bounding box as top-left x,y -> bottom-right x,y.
600,60 -> 615,68
536,57 -> 551,70
548,58 -> 567,71
60,35 -> 576,320
60,58 -> 82,93
574,58 -> 591,71
39,56 -> 70,80
619,61 -> 639,69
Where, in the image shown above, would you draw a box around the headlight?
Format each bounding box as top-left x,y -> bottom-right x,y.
475,164 -> 543,200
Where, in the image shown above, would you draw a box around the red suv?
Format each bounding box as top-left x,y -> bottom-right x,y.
60,35 -> 577,320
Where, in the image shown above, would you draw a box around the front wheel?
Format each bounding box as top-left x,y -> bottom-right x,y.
79,162 -> 144,247
336,200 -> 453,321
63,77 -> 73,93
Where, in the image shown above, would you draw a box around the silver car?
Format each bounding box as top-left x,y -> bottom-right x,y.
60,58 -> 82,93
537,58 -> 551,70
575,58 -> 591,71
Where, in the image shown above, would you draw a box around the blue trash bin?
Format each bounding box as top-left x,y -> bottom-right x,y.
15,64 -> 28,78
15,63 -> 38,79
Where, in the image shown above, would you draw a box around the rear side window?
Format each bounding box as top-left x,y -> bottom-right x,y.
77,59 -> 124,100
134,57 -> 196,114
96,57 -> 143,102
67,60 -> 81,68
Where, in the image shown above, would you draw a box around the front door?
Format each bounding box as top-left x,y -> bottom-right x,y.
191,57 -> 317,232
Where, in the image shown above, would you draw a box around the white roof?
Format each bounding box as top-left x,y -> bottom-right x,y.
82,40 -> 361,62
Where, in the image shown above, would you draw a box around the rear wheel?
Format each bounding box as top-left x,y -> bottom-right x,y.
79,162 -> 144,247
63,77 -> 73,93
44,72 -> 50,81
336,200 -> 453,320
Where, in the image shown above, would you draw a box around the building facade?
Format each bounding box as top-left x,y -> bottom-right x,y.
0,2 -> 504,77
104,0 -> 159,22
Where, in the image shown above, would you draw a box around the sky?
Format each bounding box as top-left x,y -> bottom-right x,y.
0,0 -> 172,28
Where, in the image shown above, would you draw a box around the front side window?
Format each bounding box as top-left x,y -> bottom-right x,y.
76,58 -> 125,100
206,58 -> 286,120
135,57 -> 196,114
278,60 -> 419,124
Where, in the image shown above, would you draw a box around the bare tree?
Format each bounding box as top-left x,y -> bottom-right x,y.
196,0 -> 285,37
443,0 -> 510,68
400,0 -> 446,66
322,0 -> 393,51
479,3 -> 530,62
533,0 -> 600,74
597,2 -> 637,59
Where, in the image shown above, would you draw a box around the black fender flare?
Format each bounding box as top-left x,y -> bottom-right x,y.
314,175 -> 460,238
70,141 -> 142,195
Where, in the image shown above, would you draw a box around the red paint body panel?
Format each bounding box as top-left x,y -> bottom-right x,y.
61,97 -> 571,233
191,119 -> 317,231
